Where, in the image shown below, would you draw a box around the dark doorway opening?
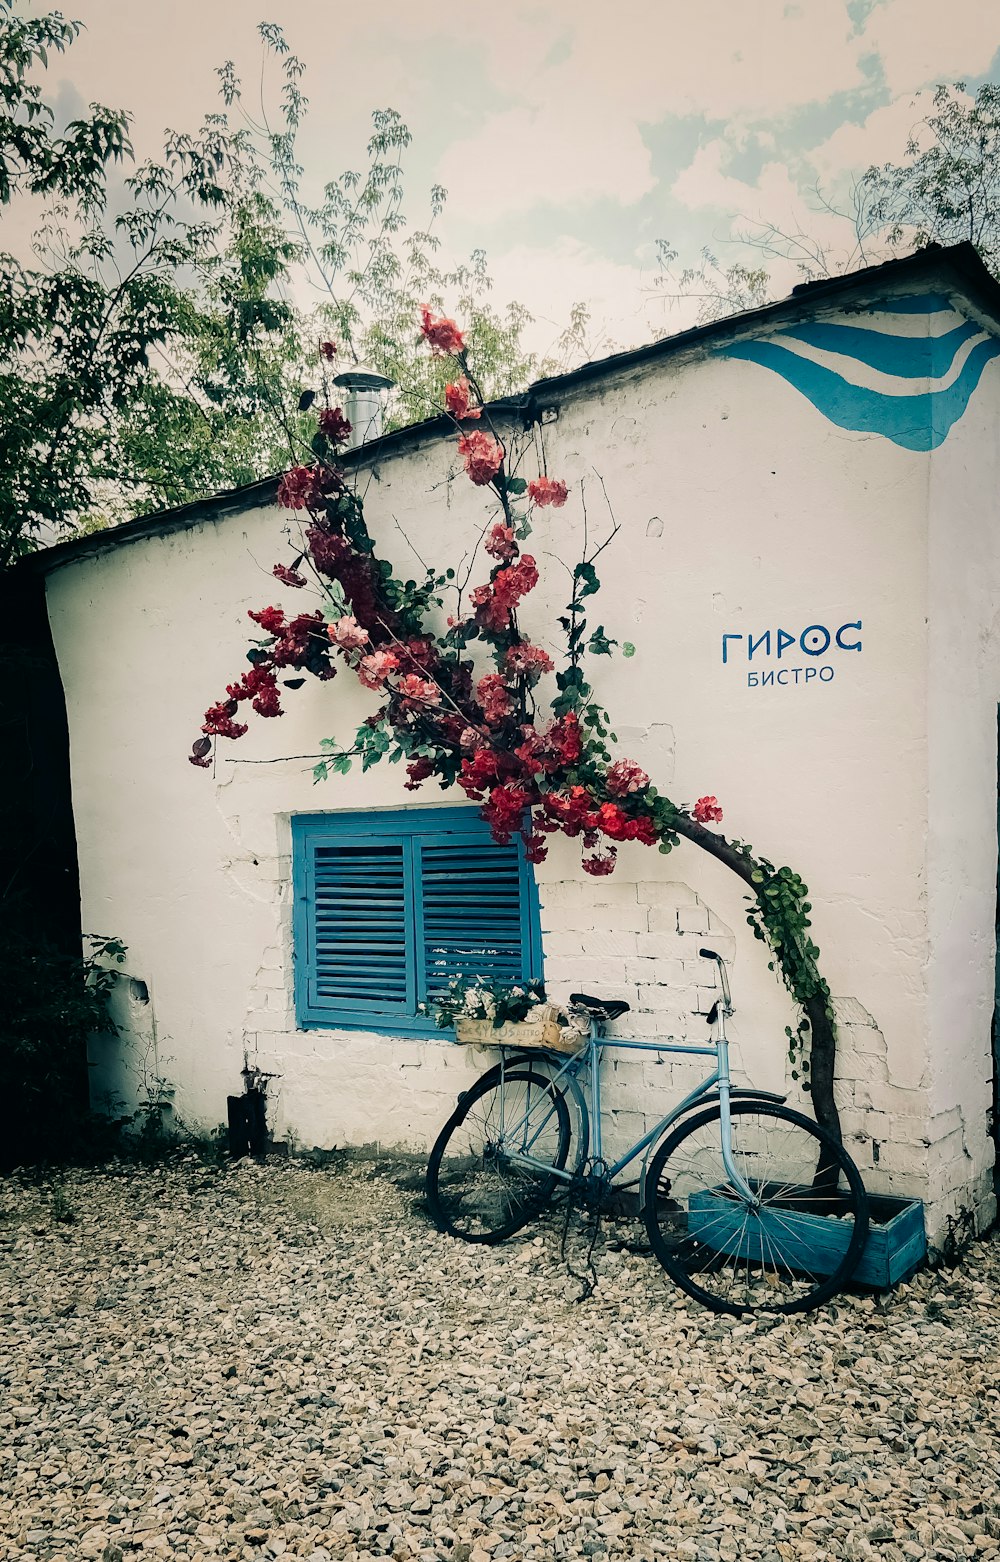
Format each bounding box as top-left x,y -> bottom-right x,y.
993,706 -> 1000,1198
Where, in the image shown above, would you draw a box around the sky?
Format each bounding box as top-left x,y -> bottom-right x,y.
35,0 -> 1000,360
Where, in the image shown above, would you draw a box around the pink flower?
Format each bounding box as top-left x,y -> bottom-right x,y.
420,306 -> 466,356
444,376 -> 480,420
484,523 -> 517,562
528,476 -> 569,508
606,759 -> 650,797
458,430 -> 504,487
504,643 -> 554,685
318,406 -> 352,445
582,847 -> 618,877
477,673 -> 513,727
328,615 -> 369,652
272,563 -> 307,588
396,673 -> 441,704
692,795 -> 724,824
320,340 -> 337,360
356,651 -> 400,689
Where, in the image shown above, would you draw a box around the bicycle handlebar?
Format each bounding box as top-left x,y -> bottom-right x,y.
699,947 -> 732,1011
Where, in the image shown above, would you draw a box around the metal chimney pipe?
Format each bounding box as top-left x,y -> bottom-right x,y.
331,363 -> 395,450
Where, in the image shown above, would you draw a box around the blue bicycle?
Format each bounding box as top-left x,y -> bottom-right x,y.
426,949 -> 869,1315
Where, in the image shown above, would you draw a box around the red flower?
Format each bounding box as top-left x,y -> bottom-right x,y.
277,465 -> 324,510
189,751 -> 212,768
318,406 -> 352,446
693,795 -> 724,824
552,712 -> 582,764
504,643 -> 554,684
320,340 -> 337,360
524,830 -> 549,865
457,747 -> 516,800
249,605 -> 286,637
476,673 -> 513,727
225,664 -> 283,719
405,757 -> 436,792
528,476 -> 569,508
543,786 -> 595,837
458,430 -> 504,487
420,306 -> 466,356
606,759 -> 649,797
272,563 -> 307,588
583,848 -> 618,876
444,376 -> 480,420
484,523 -> 517,562
630,815 -> 659,846
202,699 -> 248,741
305,525 -> 350,577
472,555 -> 540,633
480,784 -> 534,845
593,801 -> 631,840
270,612 -> 326,669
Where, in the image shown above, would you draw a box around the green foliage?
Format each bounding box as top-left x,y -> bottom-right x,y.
221,24 -> 578,431
0,2 -> 300,564
0,10 -> 553,563
863,82 -> 1000,273
744,862 -> 832,1069
0,928 -> 126,1169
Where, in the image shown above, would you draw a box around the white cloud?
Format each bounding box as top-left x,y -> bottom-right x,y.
859,0 -> 1000,94
436,102 -> 656,221
436,1 -> 871,216
479,238 -> 657,359
808,94 -> 932,184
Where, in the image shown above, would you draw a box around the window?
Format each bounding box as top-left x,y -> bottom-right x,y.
292,807 -> 543,1034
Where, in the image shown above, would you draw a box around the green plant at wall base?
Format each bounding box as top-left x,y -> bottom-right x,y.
0,929 -> 126,1169
188,318 -> 842,1143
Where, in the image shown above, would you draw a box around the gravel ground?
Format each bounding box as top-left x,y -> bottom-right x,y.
1,1156 -> 999,1562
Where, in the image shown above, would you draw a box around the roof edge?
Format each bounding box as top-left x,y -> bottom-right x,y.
27,241 -> 1000,575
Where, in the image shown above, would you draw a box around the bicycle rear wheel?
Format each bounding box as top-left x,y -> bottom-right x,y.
426,1066 -> 571,1243
644,1100 -> 868,1315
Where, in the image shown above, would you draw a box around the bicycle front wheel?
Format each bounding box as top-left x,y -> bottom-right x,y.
426,1066 -> 571,1243
644,1100 -> 868,1315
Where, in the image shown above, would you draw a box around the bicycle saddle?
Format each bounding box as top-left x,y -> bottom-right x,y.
569,992 -> 631,1021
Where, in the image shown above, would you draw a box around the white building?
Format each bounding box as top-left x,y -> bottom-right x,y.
35,243 -> 1000,1245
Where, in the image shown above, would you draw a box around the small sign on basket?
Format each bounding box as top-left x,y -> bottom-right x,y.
454,1004 -> 583,1055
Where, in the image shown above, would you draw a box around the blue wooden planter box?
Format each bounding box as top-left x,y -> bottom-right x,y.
689,1190 -> 926,1290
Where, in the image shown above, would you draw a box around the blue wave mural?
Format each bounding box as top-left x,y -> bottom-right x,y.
721,298 -> 1000,451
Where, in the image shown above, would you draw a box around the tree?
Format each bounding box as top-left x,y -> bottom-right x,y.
216,26 -> 554,434
864,82 -> 1000,271
657,82 -> 1000,326
0,10 -> 556,563
0,2 -> 305,565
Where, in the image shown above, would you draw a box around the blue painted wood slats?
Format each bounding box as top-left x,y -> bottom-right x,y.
292,807 -> 543,1034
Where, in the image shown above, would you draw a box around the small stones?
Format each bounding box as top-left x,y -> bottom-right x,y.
0,1158 -> 998,1560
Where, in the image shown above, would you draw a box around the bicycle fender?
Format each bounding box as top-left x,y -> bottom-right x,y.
693,1088 -> 787,1109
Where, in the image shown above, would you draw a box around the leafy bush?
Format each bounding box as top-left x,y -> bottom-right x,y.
0,929 -> 125,1169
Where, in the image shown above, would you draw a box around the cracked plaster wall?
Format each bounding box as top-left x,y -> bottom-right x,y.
43,278 -> 1000,1245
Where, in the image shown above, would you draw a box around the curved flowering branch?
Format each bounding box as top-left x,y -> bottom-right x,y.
188,319 -> 842,1147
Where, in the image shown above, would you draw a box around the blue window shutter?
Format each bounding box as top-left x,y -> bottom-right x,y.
310,837 -> 414,1016
293,807 -> 543,1034
416,834 -> 528,1006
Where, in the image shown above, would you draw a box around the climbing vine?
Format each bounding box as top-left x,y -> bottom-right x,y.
189,316 -> 841,1139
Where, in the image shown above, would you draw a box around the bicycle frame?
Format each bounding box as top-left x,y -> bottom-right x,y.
499,953 -> 760,1207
